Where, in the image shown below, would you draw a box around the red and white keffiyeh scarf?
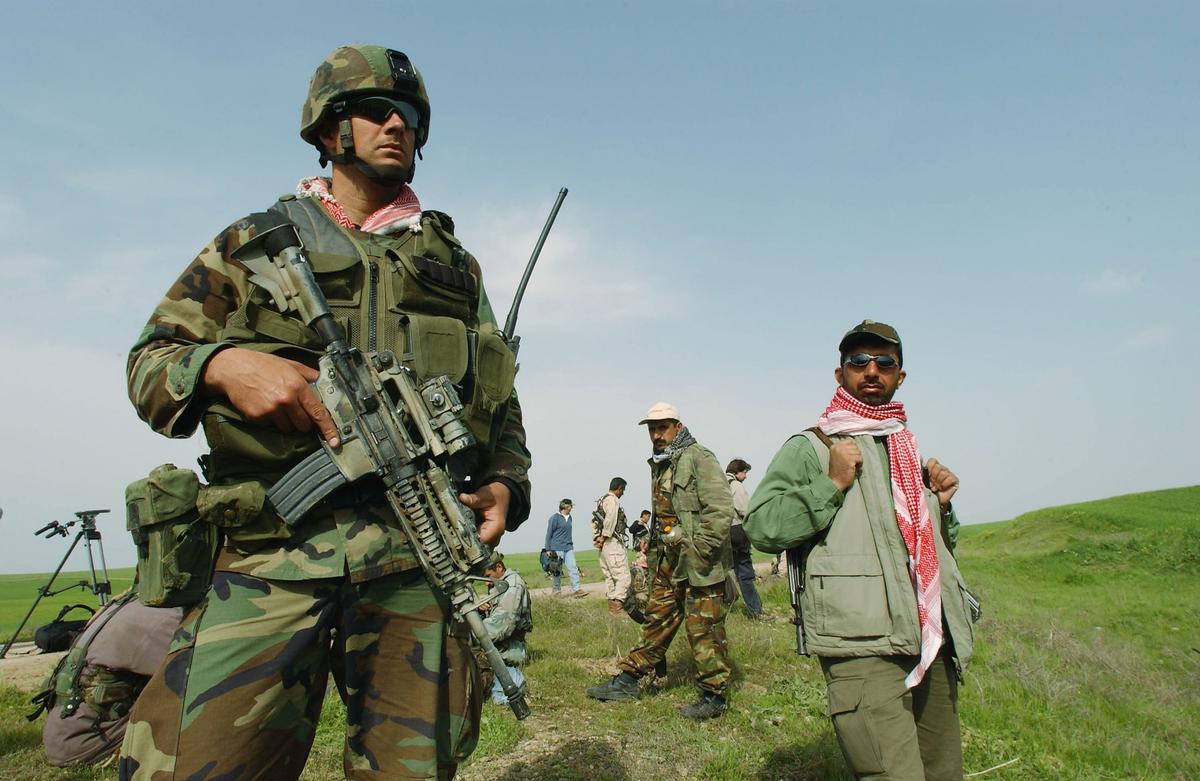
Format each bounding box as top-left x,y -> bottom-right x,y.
296,176 -> 422,235
818,386 -> 943,688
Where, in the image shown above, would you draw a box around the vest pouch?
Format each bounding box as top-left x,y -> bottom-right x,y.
125,465 -> 218,608
397,314 -> 469,383
472,327 -> 516,412
307,249 -> 363,304
387,248 -> 477,321
197,479 -> 291,543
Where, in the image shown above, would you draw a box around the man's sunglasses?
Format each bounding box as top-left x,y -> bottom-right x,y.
346,96 -> 421,129
843,353 -> 900,370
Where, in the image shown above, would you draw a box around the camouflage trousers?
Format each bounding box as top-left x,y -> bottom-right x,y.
118,565 -> 481,781
620,557 -> 731,695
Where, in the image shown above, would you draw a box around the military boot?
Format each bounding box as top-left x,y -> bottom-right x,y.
679,691 -> 727,720
586,672 -> 641,702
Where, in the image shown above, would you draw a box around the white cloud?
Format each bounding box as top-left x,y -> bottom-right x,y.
1118,323 -> 1174,351
1082,269 -> 1144,296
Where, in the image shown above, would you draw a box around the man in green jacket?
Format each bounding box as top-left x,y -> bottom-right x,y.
746,321 -> 975,781
586,402 -> 735,720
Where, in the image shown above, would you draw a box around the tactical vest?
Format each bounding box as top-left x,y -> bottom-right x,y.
202,196 -> 517,484
591,494 -> 627,540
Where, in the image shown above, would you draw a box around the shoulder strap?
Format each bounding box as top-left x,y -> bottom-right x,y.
804,426 -> 835,449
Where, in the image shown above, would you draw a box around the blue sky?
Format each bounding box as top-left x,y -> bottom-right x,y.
0,2 -> 1196,573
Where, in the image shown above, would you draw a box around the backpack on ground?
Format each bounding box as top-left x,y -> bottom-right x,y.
29,589 -> 183,767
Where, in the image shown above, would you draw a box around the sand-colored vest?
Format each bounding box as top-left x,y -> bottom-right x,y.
798,431 -> 975,670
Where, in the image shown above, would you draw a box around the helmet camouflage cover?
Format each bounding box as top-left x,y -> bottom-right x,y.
300,44 -> 431,149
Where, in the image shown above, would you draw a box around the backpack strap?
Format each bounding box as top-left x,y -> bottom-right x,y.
804,426 -> 835,449
27,591 -> 138,721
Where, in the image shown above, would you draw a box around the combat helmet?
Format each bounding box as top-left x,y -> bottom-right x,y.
300,44 -> 431,181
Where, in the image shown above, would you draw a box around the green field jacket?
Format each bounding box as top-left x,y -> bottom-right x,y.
745,432 -> 974,670
649,442 -> 734,588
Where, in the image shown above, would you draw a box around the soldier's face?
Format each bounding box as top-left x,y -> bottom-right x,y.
834,343 -> 905,406
647,419 -> 683,452
321,112 -> 416,177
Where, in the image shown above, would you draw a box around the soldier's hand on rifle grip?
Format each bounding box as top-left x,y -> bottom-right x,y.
925,458 -> 959,508
459,482 -> 511,545
827,440 -> 863,493
203,347 -> 341,446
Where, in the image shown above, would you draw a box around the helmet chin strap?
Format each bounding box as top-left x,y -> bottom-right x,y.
324,117 -> 418,184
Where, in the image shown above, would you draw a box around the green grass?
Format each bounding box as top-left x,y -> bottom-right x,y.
0,568 -> 136,644
4,487 -> 1197,779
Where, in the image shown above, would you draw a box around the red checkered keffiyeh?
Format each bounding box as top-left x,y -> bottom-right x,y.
296,177 -> 422,235
818,387 -> 943,688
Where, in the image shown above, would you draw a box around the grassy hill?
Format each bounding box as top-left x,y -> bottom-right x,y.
1,487 -> 1196,780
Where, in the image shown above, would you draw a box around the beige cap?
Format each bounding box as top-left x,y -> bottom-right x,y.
639,401 -> 680,425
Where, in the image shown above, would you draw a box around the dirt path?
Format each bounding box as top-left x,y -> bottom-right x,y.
0,643 -> 64,691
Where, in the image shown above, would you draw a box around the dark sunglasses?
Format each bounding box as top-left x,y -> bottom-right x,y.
347,96 -> 421,129
843,353 -> 900,370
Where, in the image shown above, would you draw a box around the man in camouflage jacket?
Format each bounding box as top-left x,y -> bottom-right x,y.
586,402 -> 735,720
119,45 -> 532,781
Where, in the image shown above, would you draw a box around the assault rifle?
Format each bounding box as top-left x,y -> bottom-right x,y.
785,543 -> 813,656
230,190 -> 566,720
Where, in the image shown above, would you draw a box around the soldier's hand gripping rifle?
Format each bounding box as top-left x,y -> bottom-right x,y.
230,193 -> 567,719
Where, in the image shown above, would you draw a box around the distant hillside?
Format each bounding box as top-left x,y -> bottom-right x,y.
960,484 -> 1200,574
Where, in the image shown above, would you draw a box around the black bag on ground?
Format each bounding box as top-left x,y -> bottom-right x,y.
33,604 -> 94,653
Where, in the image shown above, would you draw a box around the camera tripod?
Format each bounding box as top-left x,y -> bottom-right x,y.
0,509 -> 112,659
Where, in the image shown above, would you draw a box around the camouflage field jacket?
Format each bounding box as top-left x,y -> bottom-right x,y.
648,442 -> 735,588
127,195 -> 532,583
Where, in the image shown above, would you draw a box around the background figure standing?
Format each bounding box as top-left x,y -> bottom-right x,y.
480,553 -> 532,706
587,403 -> 734,720
544,498 -> 583,596
746,320 -> 975,781
593,478 -> 632,615
725,459 -> 763,618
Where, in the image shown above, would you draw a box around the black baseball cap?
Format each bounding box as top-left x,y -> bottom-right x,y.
839,320 -> 903,365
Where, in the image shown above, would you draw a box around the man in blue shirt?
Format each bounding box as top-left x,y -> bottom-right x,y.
544,499 -> 584,596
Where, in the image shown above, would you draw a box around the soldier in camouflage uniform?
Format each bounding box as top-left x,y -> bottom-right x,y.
479,553 -> 532,705
586,402 -> 735,720
118,44 -> 532,781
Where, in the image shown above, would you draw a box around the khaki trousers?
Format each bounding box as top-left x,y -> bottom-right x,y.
819,650 -> 963,781
597,537 -> 632,601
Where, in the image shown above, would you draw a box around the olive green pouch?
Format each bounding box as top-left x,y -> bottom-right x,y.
198,479 -> 290,543
125,464 -> 219,607
398,313 -> 469,382
473,326 -> 516,412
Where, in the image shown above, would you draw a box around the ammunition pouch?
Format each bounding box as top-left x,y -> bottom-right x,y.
126,465 -> 290,606
125,465 -> 218,608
